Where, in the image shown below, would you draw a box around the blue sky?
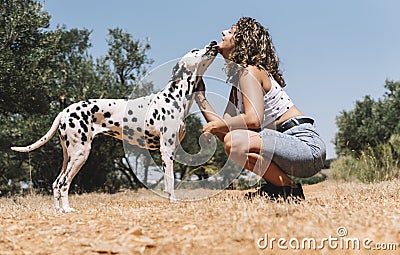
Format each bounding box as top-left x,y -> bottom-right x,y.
43,0 -> 400,159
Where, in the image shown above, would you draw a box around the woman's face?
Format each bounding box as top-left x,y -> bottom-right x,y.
217,26 -> 236,58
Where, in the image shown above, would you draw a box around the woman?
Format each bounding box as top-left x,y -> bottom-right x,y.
195,17 -> 326,200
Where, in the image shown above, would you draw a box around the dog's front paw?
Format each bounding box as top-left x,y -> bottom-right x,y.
61,207 -> 76,213
169,195 -> 177,204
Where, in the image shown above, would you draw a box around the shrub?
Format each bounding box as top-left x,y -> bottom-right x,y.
332,135 -> 400,183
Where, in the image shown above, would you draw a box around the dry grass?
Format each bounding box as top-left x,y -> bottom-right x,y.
1,176 -> 400,255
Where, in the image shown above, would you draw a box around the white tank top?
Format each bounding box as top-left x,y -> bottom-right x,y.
235,69 -> 294,128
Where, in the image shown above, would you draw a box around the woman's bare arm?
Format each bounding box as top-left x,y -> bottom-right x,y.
202,66 -> 265,135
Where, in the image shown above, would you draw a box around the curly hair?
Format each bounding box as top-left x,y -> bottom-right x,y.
226,17 -> 286,88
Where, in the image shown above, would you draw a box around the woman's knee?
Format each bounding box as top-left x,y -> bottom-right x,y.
223,131 -> 233,155
223,130 -> 248,157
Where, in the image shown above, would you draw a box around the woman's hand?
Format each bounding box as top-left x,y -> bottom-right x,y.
202,121 -> 219,143
202,120 -> 221,135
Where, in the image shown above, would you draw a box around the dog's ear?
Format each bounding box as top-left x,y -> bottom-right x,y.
171,62 -> 182,81
172,62 -> 180,75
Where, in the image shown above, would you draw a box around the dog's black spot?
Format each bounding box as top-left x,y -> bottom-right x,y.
165,98 -> 170,103
131,117 -> 137,122
104,112 -> 111,118
137,127 -> 142,132
128,110 -> 133,115
108,120 -> 113,124
91,105 -> 100,114
114,122 -> 120,127
92,118 -> 97,123
102,123 -> 107,127
137,136 -> 146,147
168,138 -> 174,145
172,101 -> 181,111
66,140 -> 70,148
70,112 -> 79,120
81,133 -> 87,142
69,122 -> 75,128
172,81 -> 179,89
80,120 -> 88,132
123,117 -> 128,122
149,118 -> 154,125
81,111 -> 89,124
76,106 -> 81,111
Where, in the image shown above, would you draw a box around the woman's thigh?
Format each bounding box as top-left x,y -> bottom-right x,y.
224,129 -> 263,156
260,124 -> 325,177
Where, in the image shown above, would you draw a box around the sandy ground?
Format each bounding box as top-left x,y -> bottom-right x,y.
1,177 -> 400,255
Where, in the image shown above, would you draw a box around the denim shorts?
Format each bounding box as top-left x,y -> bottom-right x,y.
260,118 -> 326,178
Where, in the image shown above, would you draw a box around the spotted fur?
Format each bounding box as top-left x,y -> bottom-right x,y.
11,42 -> 217,212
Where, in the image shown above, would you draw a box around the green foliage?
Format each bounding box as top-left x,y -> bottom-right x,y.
332,135 -> 399,183
333,83 -> 400,183
334,80 -> 400,156
291,172 -> 327,185
0,0 -> 62,115
333,80 -> 400,183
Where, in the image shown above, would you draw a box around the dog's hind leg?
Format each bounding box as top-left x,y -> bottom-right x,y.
52,139 -> 69,212
54,143 -> 91,213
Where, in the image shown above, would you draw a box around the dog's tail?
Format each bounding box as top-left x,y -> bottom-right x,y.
11,112 -> 63,153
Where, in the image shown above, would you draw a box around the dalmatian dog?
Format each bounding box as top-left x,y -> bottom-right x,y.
11,41 -> 218,212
